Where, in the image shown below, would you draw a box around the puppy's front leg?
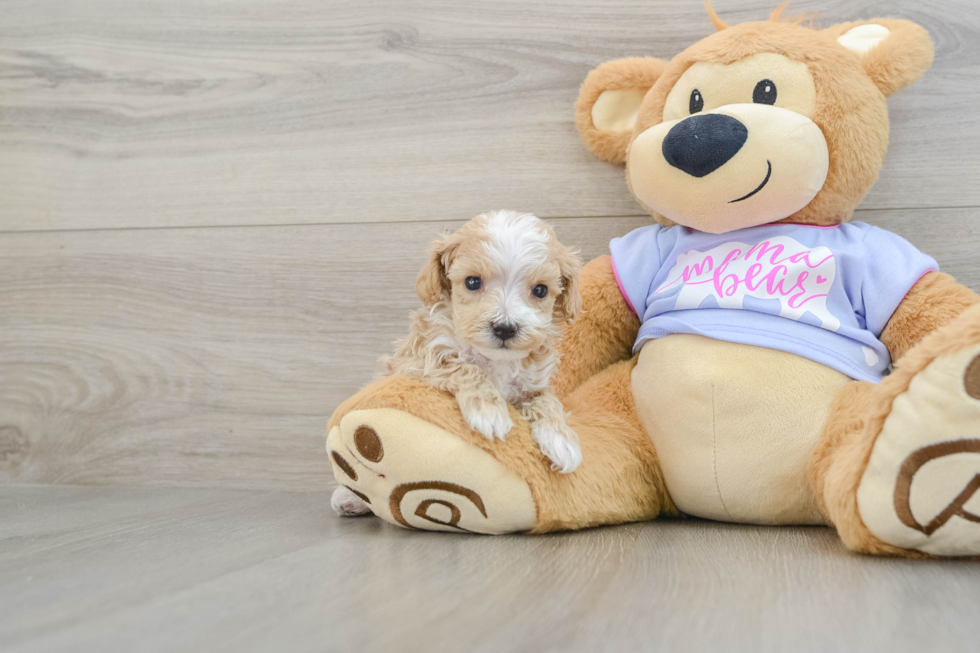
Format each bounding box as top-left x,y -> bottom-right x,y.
522,391 -> 582,474
437,364 -> 514,440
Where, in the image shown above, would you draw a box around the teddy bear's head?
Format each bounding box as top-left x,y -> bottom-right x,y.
576,2 -> 934,233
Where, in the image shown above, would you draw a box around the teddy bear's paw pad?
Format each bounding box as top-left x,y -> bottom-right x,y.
858,346 -> 980,556
326,408 -> 536,534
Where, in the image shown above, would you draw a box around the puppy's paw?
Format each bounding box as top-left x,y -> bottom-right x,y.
531,420 -> 582,474
457,391 -> 514,441
331,485 -> 372,517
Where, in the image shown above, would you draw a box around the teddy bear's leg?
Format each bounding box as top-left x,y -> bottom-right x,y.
326,359 -> 673,534
811,303 -> 980,557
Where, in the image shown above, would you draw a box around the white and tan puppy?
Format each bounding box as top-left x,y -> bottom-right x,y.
401,209 -> 582,453
334,211 -> 582,515
333,211 -> 583,517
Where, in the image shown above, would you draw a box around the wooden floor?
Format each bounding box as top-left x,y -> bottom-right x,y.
3,485 -> 980,653
2,0 -> 980,650
3,0 -> 980,490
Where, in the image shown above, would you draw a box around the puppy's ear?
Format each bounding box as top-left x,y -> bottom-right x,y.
554,245 -> 583,324
575,57 -> 667,163
416,231 -> 461,306
827,19 -> 934,97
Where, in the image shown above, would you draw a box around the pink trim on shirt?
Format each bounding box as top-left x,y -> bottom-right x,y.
779,223 -> 841,230
893,269 -> 936,310
913,269 -> 936,287
611,258 -> 638,314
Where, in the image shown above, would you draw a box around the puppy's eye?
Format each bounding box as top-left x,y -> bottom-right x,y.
532,284 -> 548,299
753,79 -> 777,105
465,276 -> 482,291
689,89 -> 704,114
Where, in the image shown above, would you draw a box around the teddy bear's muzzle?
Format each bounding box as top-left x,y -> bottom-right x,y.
628,103 -> 829,235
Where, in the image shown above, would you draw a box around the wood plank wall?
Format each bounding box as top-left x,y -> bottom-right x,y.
1,0 -> 978,490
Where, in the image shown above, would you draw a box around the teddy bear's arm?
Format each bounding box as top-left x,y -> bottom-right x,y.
553,255 -> 639,398
880,272 -> 980,362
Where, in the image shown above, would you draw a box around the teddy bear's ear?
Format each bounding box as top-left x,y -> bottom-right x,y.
575,57 -> 667,163
827,19 -> 934,97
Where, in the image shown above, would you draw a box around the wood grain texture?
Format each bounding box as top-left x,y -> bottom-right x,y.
2,485 -> 980,653
0,209 -> 977,491
2,3 -> 979,646
0,216 -> 651,490
1,0 -> 979,231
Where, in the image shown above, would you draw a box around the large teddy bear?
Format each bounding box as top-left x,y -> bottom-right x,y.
327,2 -> 980,557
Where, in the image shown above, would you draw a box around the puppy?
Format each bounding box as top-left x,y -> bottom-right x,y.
390,209 -> 582,464
332,211 -> 583,517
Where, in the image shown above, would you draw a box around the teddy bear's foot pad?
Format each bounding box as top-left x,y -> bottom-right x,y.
858,346 -> 980,556
327,408 -> 537,534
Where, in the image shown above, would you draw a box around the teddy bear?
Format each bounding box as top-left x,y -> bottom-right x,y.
326,2 -> 980,558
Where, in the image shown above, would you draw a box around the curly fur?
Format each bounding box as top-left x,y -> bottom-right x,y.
382,211 -> 584,472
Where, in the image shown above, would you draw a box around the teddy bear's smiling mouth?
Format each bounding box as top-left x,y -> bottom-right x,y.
729,160 -> 772,203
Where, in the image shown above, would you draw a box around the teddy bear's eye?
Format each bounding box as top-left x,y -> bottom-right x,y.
753,79 -> 777,105
689,89 -> 704,114
532,284 -> 548,299
465,277 -> 482,291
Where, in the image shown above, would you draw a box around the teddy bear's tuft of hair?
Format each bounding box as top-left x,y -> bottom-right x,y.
703,0 -> 819,31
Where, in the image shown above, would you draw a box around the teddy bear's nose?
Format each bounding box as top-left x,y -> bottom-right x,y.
662,113 -> 748,178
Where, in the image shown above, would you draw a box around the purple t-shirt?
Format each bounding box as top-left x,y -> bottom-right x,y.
610,222 -> 937,382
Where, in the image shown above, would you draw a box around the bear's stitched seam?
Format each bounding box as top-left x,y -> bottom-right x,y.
711,382 -> 735,521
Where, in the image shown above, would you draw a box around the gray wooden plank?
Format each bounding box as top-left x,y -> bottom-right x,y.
0,0 -> 978,232
2,484 -> 980,653
0,209 -> 976,491
0,215 -> 651,490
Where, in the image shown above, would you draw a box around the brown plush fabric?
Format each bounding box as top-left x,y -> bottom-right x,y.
539,358 -> 677,531
822,19 -> 935,98
327,8 -> 979,557
329,363 -> 674,533
880,272 -> 980,362
575,57 -> 667,163
579,19 -> 933,228
552,255 -> 639,398
633,20 -> 894,227
810,303 -> 980,557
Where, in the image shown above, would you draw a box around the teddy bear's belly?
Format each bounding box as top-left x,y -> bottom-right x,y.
632,333 -> 851,525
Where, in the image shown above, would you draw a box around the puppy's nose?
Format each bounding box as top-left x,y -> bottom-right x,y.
662,113 -> 748,178
492,322 -> 518,341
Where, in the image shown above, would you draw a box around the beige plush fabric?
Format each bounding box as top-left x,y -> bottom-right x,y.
591,89 -> 648,132
326,9 -> 980,558
857,343 -> 980,556
328,370 -> 675,535
329,408 -> 537,534
810,303 -> 980,558
578,18 -> 934,227
633,334 -> 847,524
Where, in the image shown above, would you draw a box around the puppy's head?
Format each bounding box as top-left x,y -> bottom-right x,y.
417,211 -> 581,359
